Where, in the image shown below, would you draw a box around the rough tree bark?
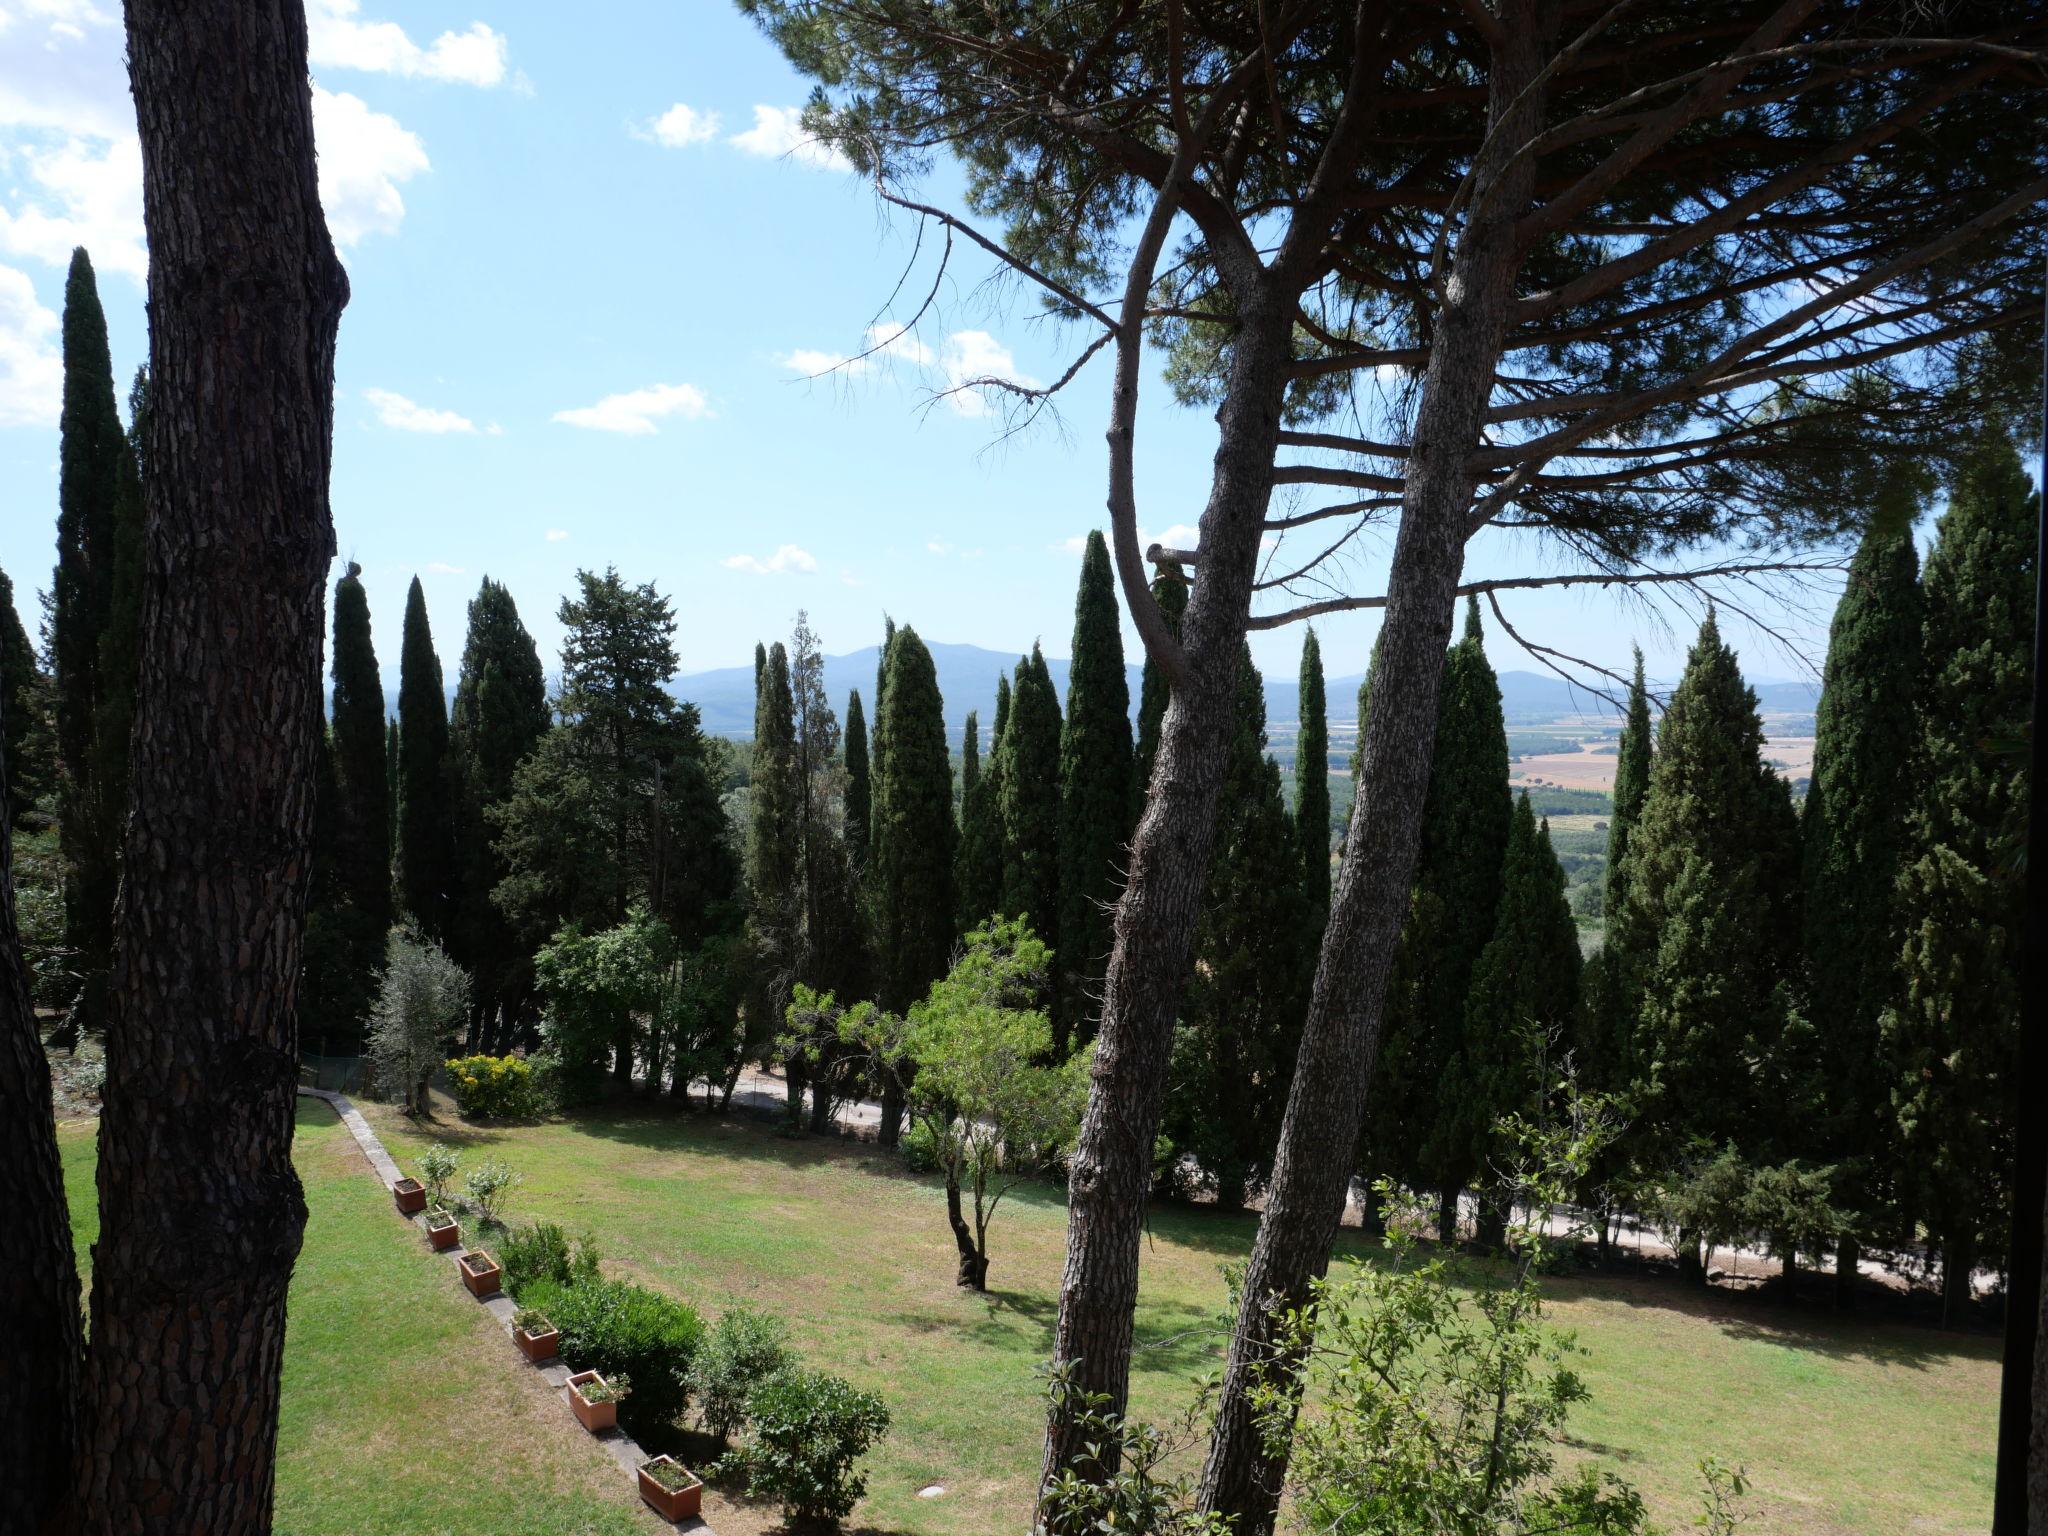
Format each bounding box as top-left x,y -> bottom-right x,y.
58,0 -> 348,1530
945,1176 -> 988,1290
1040,296 -> 1295,1493
0,716 -> 84,1534
1194,18 -> 1556,1527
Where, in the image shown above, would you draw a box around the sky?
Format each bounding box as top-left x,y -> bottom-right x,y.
0,0 -> 1866,705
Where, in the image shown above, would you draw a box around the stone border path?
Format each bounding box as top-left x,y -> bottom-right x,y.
297,1087 -> 715,1534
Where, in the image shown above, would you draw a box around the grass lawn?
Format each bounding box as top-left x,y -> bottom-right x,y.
348,1093 -> 1997,1536
58,1100 -> 658,1536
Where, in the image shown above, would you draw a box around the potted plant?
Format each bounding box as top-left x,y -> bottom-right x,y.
566,1370 -> 628,1433
425,1207 -> 460,1252
458,1249 -> 502,1298
512,1307 -> 559,1362
636,1456 -> 703,1522
391,1176 -> 426,1215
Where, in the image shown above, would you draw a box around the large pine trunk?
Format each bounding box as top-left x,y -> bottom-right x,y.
0,736 -> 84,1533
61,0 -> 347,1529
1040,300 -> 1295,1500
1193,25 -> 1552,1529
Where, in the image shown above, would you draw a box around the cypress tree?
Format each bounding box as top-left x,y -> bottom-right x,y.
844,688 -> 870,871
1,567 -> 52,825
1000,644 -> 1062,951
1132,562 -> 1188,817
1295,626 -> 1330,931
1456,793 -> 1582,1244
1800,524 -> 1921,1302
748,642 -> 800,948
51,247 -> 132,1016
396,577 -> 456,939
326,562 -> 392,1028
1885,435 -> 2034,1326
1365,598 -> 1510,1241
870,616 -> 896,854
1057,531 -> 1133,1048
1603,649 -> 1652,922
447,576 -> 550,1043
958,679 -> 1009,926
1610,610 -> 1799,1282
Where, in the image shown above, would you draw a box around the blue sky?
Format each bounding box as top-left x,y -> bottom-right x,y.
0,0 -> 1850,703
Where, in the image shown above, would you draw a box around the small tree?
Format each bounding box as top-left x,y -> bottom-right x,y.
366,926 -> 470,1115
719,1367 -> 890,1527
533,905 -> 676,1090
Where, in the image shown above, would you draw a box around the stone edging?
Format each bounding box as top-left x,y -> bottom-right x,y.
297,1087 -> 714,1533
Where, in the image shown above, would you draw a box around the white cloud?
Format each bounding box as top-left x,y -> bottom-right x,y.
427,560 -> 465,574
552,381 -> 710,435
312,86 -> 431,247
0,132 -> 145,280
363,386 -> 476,434
646,103 -> 720,148
729,105 -> 850,172
307,0 -> 511,88
545,528 -> 570,542
722,544 -> 818,576
1055,523 -> 1199,557
0,262 -> 62,428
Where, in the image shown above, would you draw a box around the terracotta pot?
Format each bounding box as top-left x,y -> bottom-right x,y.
459,1251 -> 502,1298
567,1371 -> 617,1432
515,1323 -> 559,1362
391,1178 -> 426,1215
426,1214 -> 460,1251
637,1457 -> 703,1522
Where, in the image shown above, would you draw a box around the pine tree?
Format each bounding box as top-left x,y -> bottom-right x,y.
324,561 -> 392,1032
999,644 -> 1062,950
1057,531 -> 1133,1049
1,567 -> 53,824
844,688 -> 870,871
50,248 -> 134,1016
1800,524 -> 1921,1300
1166,646 -> 1306,1209
1295,626 -> 1331,934
447,576 -> 550,1044
1132,562 -> 1188,819
1885,435 -> 2034,1326
1611,610 -> 1800,1282
1456,794 -> 1582,1243
1364,599 -> 1510,1241
396,577 -> 455,939
957,681 -> 1008,927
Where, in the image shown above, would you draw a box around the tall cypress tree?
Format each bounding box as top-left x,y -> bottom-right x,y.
1365,599 -> 1510,1241
1057,531 -> 1133,1049
1,567 -> 52,825
1611,610 -> 1799,1282
447,576 -> 550,1043
50,248 -> 133,1017
1800,525 -> 1921,1301
396,577 -> 455,939
1132,562 -> 1188,819
748,642 -> 801,958
1000,644 -> 1062,952
1604,649 -> 1652,922
1578,649 -> 1653,1154
1885,435 -> 2034,1326
326,562 -> 392,1027
1456,794 -> 1582,1244
844,688 -> 871,872
1295,626 -> 1330,932
870,616 -> 896,854
958,679 -> 1008,927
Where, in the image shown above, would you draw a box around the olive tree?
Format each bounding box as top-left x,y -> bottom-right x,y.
366,927 -> 472,1116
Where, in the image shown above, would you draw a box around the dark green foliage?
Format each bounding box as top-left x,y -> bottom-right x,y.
1365,601 -> 1510,1219
447,577 -> 552,1031
1609,613 -> 1800,1188
523,1275 -> 704,1435
1295,627 -> 1331,930
396,577 -> 456,939
871,616 -> 895,854
999,644 -> 1061,950
1885,434 -> 2034,1313
1166,646 -> 1306,1209
1454,797 -> 1582,1192
958,679 -> 1009,928
1132,563 -> 1187,817
1577,651 -> 1654,1121
497,1220 -> 602,1297
1056,531 -> 1133,1048
719,1367 -> 892,1525
843,688 -> 870,871
0,566 -> 53,823
748,643 -> 800,933
692,1307 -> 794,1443
870,626 -> 957,1012
1602,651 -> 1652,924
1800,525 -> 1921,1247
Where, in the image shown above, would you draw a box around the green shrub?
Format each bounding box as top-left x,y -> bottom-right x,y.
446,1053 -> 548,1120
692,1306 -> 793,1443
463,1156 -> 522,1225
539,1277 -> 703,1435
498,1221 -> 601,1298
719,1367 -> 890,1525
416,1143 -> 459,1208
898,1117 -> 940,1174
